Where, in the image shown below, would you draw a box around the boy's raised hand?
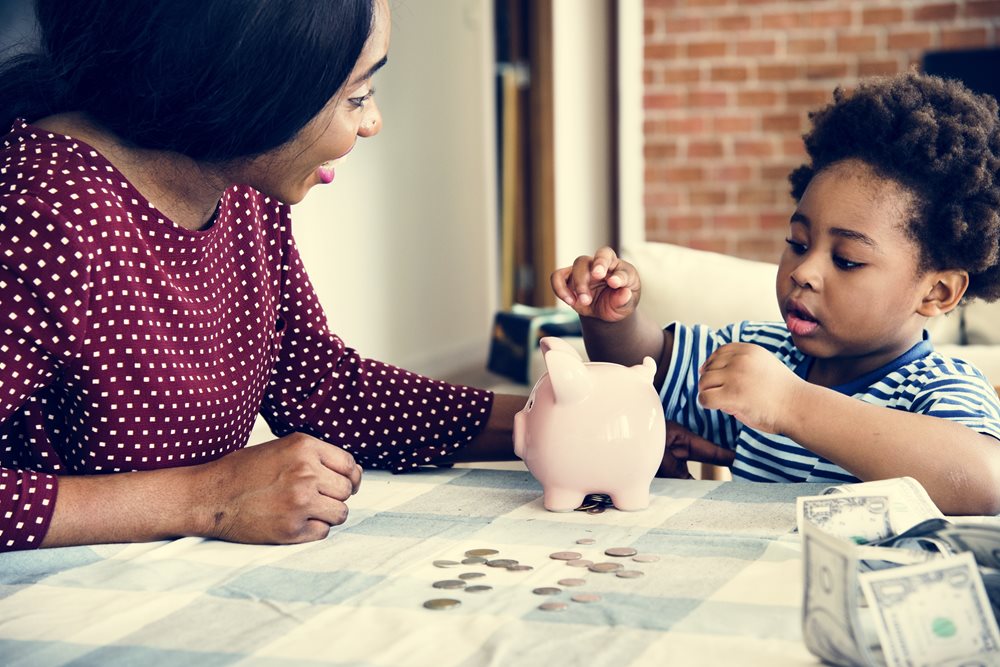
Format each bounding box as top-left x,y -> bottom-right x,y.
551,247 -> 641,322
698,342 -> 805,434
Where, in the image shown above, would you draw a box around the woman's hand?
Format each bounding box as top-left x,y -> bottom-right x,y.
550,247 -> 641,323
698,343 -> 803,434
657,420 -> 735,478
199,433 -> 362,544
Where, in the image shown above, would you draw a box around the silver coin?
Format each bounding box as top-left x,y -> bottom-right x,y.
586,507 -> 606,514
423,598 -> 461,610
605,547 -> 638,558
557,578 -> 586,587
486,558 -> 519,568
432,579 -> 467,589
458,572 -> 486,580
566,559 -> 594,568
538,601 -> 568,612
588,562 -> 623,573
572,593 -> 602,603
632,554 -> 660,563
575,538 -> 596,545
532,587 -> 562,596
433,560 -> 460,568
465,548 -> 499,557
464,585 -> 493,593
616,570 -> 645,579
549,551 -> 582,561
507,564 -> 534,572
461,556 -> 487,565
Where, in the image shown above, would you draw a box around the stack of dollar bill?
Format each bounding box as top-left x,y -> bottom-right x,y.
797,477 -> 1000,666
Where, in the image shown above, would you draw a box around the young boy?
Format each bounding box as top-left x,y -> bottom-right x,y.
552,73 -> 1000,516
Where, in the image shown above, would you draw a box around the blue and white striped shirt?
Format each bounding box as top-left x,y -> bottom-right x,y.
661,321 -> 1000,484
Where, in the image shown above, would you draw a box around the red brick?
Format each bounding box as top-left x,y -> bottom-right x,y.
664,215 -> 707,231
862,7 -> 905,25
687,139 -> 725,158
888,30 -> 934,50
644,43 -> 680,59
666,16 -> 707,33
685,0 -> 728,6
644,143 -> 679,160
737,89 -> 780,107
782,136 -> 807,158
664,117 -> 707,134
737,186 -> 780,206
760,211 -> 792,229
687,237 -> 732,254
858,58 -> 901,77
644,92 -> 683,110
762,112 -> 804,132
940,27 -> 989,48
836,33 -> 878,53
710,65 -> 749,82
664,166 -> 706,182
735,235 -> 785,261
804,9 -> 853,28
761,12 -> 803,29
734,139 -> 775,157
714,14 -> 753,31
737,39 -> 777,56
786,87 -> 834,107
644,17 -> 659,38
709,164 -> 755,182
643,190 -> 682,208
712,115 -> 756,133
758,63 -> 801,81
643,68 -> 660,86
686,41 -> 728,58
763,163 -> 799,180
688,188 -> 729,206
788,37 -> 829,56
714,214 -> 756,230
913,3 -> 958,21
686,89 -> 729,107
967,0 -> 1000,18
804,62 -> 850,80
664,66 -> 703,84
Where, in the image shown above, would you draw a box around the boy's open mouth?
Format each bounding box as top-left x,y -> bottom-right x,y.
786,302 -> 820,335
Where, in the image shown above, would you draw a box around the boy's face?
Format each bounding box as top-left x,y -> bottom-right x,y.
776,159 -> 935,380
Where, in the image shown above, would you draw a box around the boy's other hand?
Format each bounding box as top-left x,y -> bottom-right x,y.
657,420 -> 735,479
698,342 -> 803,434
551,246 -> 641,323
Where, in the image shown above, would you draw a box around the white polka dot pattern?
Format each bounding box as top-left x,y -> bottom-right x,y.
0,121 -> 493,551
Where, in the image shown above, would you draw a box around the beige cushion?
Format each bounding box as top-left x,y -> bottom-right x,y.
962,300 -> 1000,345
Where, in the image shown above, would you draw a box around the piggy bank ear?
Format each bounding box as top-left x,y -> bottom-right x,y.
544,348 -> 592,404
631,356 -> 657,384
539,336 -> 582,359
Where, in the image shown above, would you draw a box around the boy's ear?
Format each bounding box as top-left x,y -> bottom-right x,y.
917,269 -> 969,317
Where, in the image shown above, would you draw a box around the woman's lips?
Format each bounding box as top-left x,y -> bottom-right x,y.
317,163 -> 335,184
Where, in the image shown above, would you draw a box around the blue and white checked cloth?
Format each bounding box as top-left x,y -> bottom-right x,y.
0,468 -> 829,666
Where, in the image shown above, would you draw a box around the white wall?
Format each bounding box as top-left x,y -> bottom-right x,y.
617,0 -> 646,254
291,0 -> 498,379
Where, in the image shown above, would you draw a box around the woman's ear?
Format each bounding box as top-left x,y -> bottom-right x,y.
917,269 -> 969,317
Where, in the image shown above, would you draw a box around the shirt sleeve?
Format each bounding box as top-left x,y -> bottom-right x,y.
660,321 -> 742,450
908,365 -> 1000,441
0,194 -> 92,551
259,234 -> 493,472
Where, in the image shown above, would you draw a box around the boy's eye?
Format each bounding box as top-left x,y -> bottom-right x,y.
348,88 -> 376,109
784,238 -> 807,255
833,255 -> 863,270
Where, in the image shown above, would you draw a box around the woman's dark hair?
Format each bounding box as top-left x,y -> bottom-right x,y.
789,72 -> 1000,301
0,0 -> 375,161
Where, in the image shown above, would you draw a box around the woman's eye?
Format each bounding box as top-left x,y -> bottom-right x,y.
833,255 -> 863,270
784,238 -> 807,255
348,88 -> 376,109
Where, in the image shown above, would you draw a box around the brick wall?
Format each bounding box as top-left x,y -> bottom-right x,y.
643,0 -> 1000,262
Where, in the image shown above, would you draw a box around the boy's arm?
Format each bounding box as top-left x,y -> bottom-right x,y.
782,385 -> 1000,516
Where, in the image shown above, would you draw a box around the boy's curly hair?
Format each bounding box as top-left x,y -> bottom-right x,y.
789,72 -> 1000,301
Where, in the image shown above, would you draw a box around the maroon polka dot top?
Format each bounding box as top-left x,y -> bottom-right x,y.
0,121 -> 493,551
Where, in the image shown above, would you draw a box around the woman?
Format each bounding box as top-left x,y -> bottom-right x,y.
0,0 -> 525,552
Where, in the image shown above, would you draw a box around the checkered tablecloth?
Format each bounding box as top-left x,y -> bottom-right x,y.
0,468 -> 828,666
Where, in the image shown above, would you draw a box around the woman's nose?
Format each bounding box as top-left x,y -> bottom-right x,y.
359,102 -> 382,137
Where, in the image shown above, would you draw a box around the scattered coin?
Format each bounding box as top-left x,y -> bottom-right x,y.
589,562 -> 623,574
462,556 -> 487,565
605,547 -> 638,558
566,559 -> 594,568
432,579 -> 467,589
549,551 -> 582,561
458,572 -> 485,580
465,548 -> 499,557
433,560 -> 461,568
423,598 -> 461,610
616,570 -> 645,579
464,585 -> 493,593
586,507 -> 606,514
576,538 -> 596,545
532,587 -> 562,596
572,593 -> 601,604
557,578 -> 586,587
539,601 -> 568,612
632,554 -> 660,563
508,564 -> 534,572
486,558 -> 519,568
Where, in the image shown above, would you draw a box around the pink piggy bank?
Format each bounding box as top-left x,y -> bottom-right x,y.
513,336 -> 666,512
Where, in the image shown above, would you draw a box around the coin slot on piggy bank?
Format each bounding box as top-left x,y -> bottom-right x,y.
513,336 -> 666,512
